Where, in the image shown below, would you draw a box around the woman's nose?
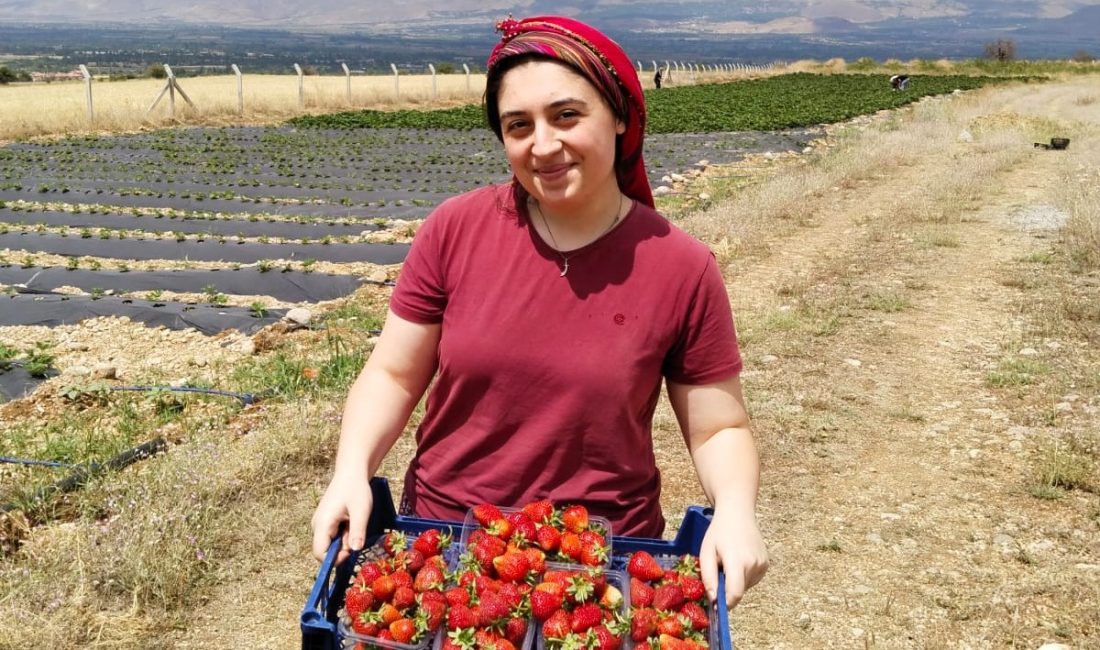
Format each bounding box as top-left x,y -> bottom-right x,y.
531,121 -> 561,157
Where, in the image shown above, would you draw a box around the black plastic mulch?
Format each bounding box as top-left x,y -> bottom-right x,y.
0,365 -> 52,402
0,293 -> 285,334
0,232 -> 409,264
0,266 -> 367,303
0,208 -> 380,239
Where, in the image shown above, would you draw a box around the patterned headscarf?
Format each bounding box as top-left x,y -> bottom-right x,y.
487,15 -> 654,208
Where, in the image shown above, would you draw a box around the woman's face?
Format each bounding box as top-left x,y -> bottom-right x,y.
496,60 -> 625,214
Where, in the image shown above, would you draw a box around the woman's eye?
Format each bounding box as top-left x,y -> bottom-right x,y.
505,120 -> 529,132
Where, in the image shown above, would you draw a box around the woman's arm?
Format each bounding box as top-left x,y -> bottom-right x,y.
311,309 -> 441,561
666,375 -> 768,608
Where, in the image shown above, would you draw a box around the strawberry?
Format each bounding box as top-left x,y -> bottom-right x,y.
377,602 -> 403,626
652,583 -> 685,612
419,598 -> 447,632
445,585 -> 471,607
561,504 -> 589,533
591,624 -> 622,650
476,591 -> 511,627
496,582 -> 526,609
352,611 -> 382,637
472,504 -> 504,527
656,614 -> 684,638
413,564 -> 445,593
676,554 -> 700,577
531,587 -> 564,620
395,549 -> 425,574
559,532 -> 583,561
626,551 -> 666,581
392,585 -> 416,611
629,607 -> 659,642
580,539 -> 608,567
381,530 -> 407,556
679,576 -> 706,603
475,630 -> 513,650
535,524 -> 561,552
570,602 -> 603,633
630,577 -> 655,607
542,609 -> 572,640
357,560 -> 386,587
504,616 -> 528,645
492,551 -> 531,583
523,546 -> 546,574
412,528 -> 452,558
371,575 -> 396,602
599,584 -> 623,610
521,499 -> 554,523
447,603 -> 477,630
486,517 -> 514,540
390,570 -> 414,590
344,583 -> 374,619
443,629 -> 476,650
389,617 -> 418,644
566,573 -> 596,604
659,633 -> 692,650
505,511 -> 537,542
679,601 -> 709,631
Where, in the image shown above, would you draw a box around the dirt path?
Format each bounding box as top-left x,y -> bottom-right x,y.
727,80 -> 1099,648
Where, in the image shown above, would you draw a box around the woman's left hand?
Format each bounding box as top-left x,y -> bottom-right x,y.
697,506 -> 768,609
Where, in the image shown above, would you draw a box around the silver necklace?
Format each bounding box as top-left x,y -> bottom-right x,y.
533,194 -> 624,277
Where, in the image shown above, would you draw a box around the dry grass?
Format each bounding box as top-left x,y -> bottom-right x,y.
0,73 -> 488,141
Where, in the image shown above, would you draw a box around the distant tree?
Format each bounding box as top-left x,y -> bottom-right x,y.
1071,50 -> 1095,63
146,64 -> 167,79
850,56 -> 876,71
0,66 -> 16,84
435,63 -> 455,74
983,39 -> 1017,63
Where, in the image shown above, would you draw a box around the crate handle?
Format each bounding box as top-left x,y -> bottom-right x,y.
716,572 -> 734,650
301,532 -> 342,629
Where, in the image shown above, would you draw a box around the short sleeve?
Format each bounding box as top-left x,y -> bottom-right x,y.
662,254 -> 743,384
389,209 -> 447,324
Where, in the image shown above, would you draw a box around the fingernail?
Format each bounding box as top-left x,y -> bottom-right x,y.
350,537 -> 363,550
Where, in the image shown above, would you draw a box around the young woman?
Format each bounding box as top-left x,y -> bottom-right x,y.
312,15 -> 767,608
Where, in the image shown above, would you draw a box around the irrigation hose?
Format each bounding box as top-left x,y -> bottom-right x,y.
110,385 -> 262,406
0,437 -> 168,514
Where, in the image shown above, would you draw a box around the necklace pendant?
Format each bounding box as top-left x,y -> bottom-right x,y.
560,258 -> 569,277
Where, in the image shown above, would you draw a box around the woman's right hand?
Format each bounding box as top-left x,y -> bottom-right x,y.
311,472 -> 374,563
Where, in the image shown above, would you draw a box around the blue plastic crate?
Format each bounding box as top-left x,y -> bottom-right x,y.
301,478 -> 734,650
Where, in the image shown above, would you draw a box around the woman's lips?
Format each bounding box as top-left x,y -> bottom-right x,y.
535,163 -> 573,181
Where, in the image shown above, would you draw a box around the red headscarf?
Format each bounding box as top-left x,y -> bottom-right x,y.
487,15 -> 654,208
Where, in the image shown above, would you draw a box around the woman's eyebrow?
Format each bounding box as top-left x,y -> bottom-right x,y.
500,97 -> 590,121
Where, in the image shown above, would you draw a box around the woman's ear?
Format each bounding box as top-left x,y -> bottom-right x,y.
615,119 -> 627,135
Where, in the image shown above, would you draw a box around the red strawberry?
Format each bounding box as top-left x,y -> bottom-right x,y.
679,602 -> 709,631
371,575 -> 396,602
679,576 -> 706,603
392,585 -> 416,611
656,614 -> 684,638
676,554 -> 700,577
559,532 -> 583,561
389,618 -> 417,644
521,499 -> 554,523
445,585 -> 471,607
659,633 -> 691,650
591,624 -> 622,650
492,551 -> 531,583
447,603 -> 477,630
391,570 -> 414,590
477,591 -> 512,627
497,582 -> 526,609
504,616 -> 528,645
412,528 -> 452,557
419,598 -> 447,632
531,587 -> 564,620
652,583 -> 685,612
570,602 -> 603,633
626,551 -> 666,581
475,630 -> 513,650
472,504 -> 504,527
561,504 -> 589,533
344,583 -> 375,619
377,602 -> 402,625
629,607 -> 659,642
630,577 -> 655,607
381,530 -> 407,556
580,539 -> 608,567
352,611 -> 382,637
523,547 -> 546,574
535,525 -> 561,552
443,629 -> 476,650
566,574 -> 596,604
486,517 -> 514,540
505,511 -> 537,542
542,609 -> 572,640
395,549 -> 425,574
413,564 -> 445,593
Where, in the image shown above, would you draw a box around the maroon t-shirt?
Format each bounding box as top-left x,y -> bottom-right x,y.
390,184 -> 741,537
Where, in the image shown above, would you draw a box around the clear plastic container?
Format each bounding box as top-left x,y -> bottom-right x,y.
623,553 -> 719,650
457,506 -> 614,570
431,617 -> 536,650
535,568 -> 631,650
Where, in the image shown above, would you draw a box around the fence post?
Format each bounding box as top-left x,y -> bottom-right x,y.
428,63 -> 437,100
293,64 -> 304,108
463,63 -> 471,94
391,63 -> 399,99
231,64 -> 243,114
79,64 -> 93,124
342,63 -> 351,103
